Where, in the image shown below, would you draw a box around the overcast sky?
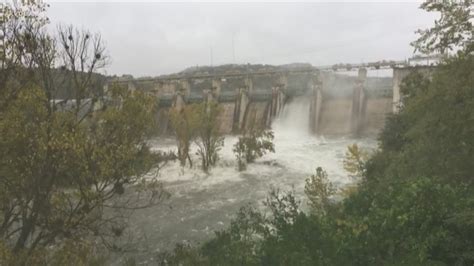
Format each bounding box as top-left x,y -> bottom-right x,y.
47,1 -> 437,77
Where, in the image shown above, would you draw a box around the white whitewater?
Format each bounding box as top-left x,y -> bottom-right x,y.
273,97 -> 311,137
121,97 -> 376,264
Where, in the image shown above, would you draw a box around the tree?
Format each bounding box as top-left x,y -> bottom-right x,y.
372,54 -> 474,182
56,24 -> 109,115
169,105 -> 199,167
304,167 -> 335,215
0,2 -> 170,263
343,144 -> 369,178
194,102 -> 224,172
160,188 -> 340,265
412,0 -> 473,54
341,32 -> 474,266
233,129 -> 274,171
0,1 -> 50,112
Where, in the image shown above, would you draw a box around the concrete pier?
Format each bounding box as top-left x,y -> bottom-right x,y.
309,77 -> 323,134
351,68 -> 367,136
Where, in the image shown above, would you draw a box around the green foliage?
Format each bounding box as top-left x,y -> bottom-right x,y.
344,53 -> 474,265
162,188 -> 342,266
340,176 -> 474,265
343,144 -> 369,178
304,167 -> 336,215
3,0 -> 473,264
201,204 -> 266,265
374,54 -> 474,182
376,71 -> 431,155
170,105 -> 200,167
162,50 -> 474,266
257,189 -> 337,266
0,85 -> 167,260
0,238 -> 108,265
193,102 -> 224,172
398,71 -> 432,109
170,102 -> 226,171
411,0 -> 473,54
233,129 -> 275,171
340,144 -> 371,196
0,3 -> 170,261
158,243 -> 209,266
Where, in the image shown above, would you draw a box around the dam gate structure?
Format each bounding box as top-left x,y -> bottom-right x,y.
106,57 -> 438,137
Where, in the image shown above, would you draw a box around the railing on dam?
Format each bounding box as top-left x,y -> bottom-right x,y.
156,90 -> 282,107
249,91 -> 273,101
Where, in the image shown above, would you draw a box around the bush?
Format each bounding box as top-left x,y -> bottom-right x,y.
233,129 -> 274,171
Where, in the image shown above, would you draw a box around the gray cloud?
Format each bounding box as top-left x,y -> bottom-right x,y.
47,2 -> 437,77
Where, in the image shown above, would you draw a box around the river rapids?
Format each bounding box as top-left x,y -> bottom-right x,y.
116,97 -> 376,264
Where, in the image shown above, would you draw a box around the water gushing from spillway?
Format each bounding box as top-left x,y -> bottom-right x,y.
273,97 -> 311,137
117,96 -> 376,264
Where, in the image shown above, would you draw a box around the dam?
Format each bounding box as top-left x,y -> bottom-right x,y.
107,59 -> 431,138
106,60 -> 438,264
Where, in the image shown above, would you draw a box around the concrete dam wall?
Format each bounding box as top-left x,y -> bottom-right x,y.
314,71 -> 393,136
109,68 -> 394,137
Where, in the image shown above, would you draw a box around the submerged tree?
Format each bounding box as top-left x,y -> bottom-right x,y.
170,105 -> 200,167
0,2 -> 170,263
194,102 -> 224,173
233,128 -> 275,171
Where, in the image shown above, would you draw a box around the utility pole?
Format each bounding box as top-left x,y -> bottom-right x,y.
210,46 -> 213,66
232,32 -> 235,63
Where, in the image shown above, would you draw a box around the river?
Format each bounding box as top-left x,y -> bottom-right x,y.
117,97 -> 376,264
